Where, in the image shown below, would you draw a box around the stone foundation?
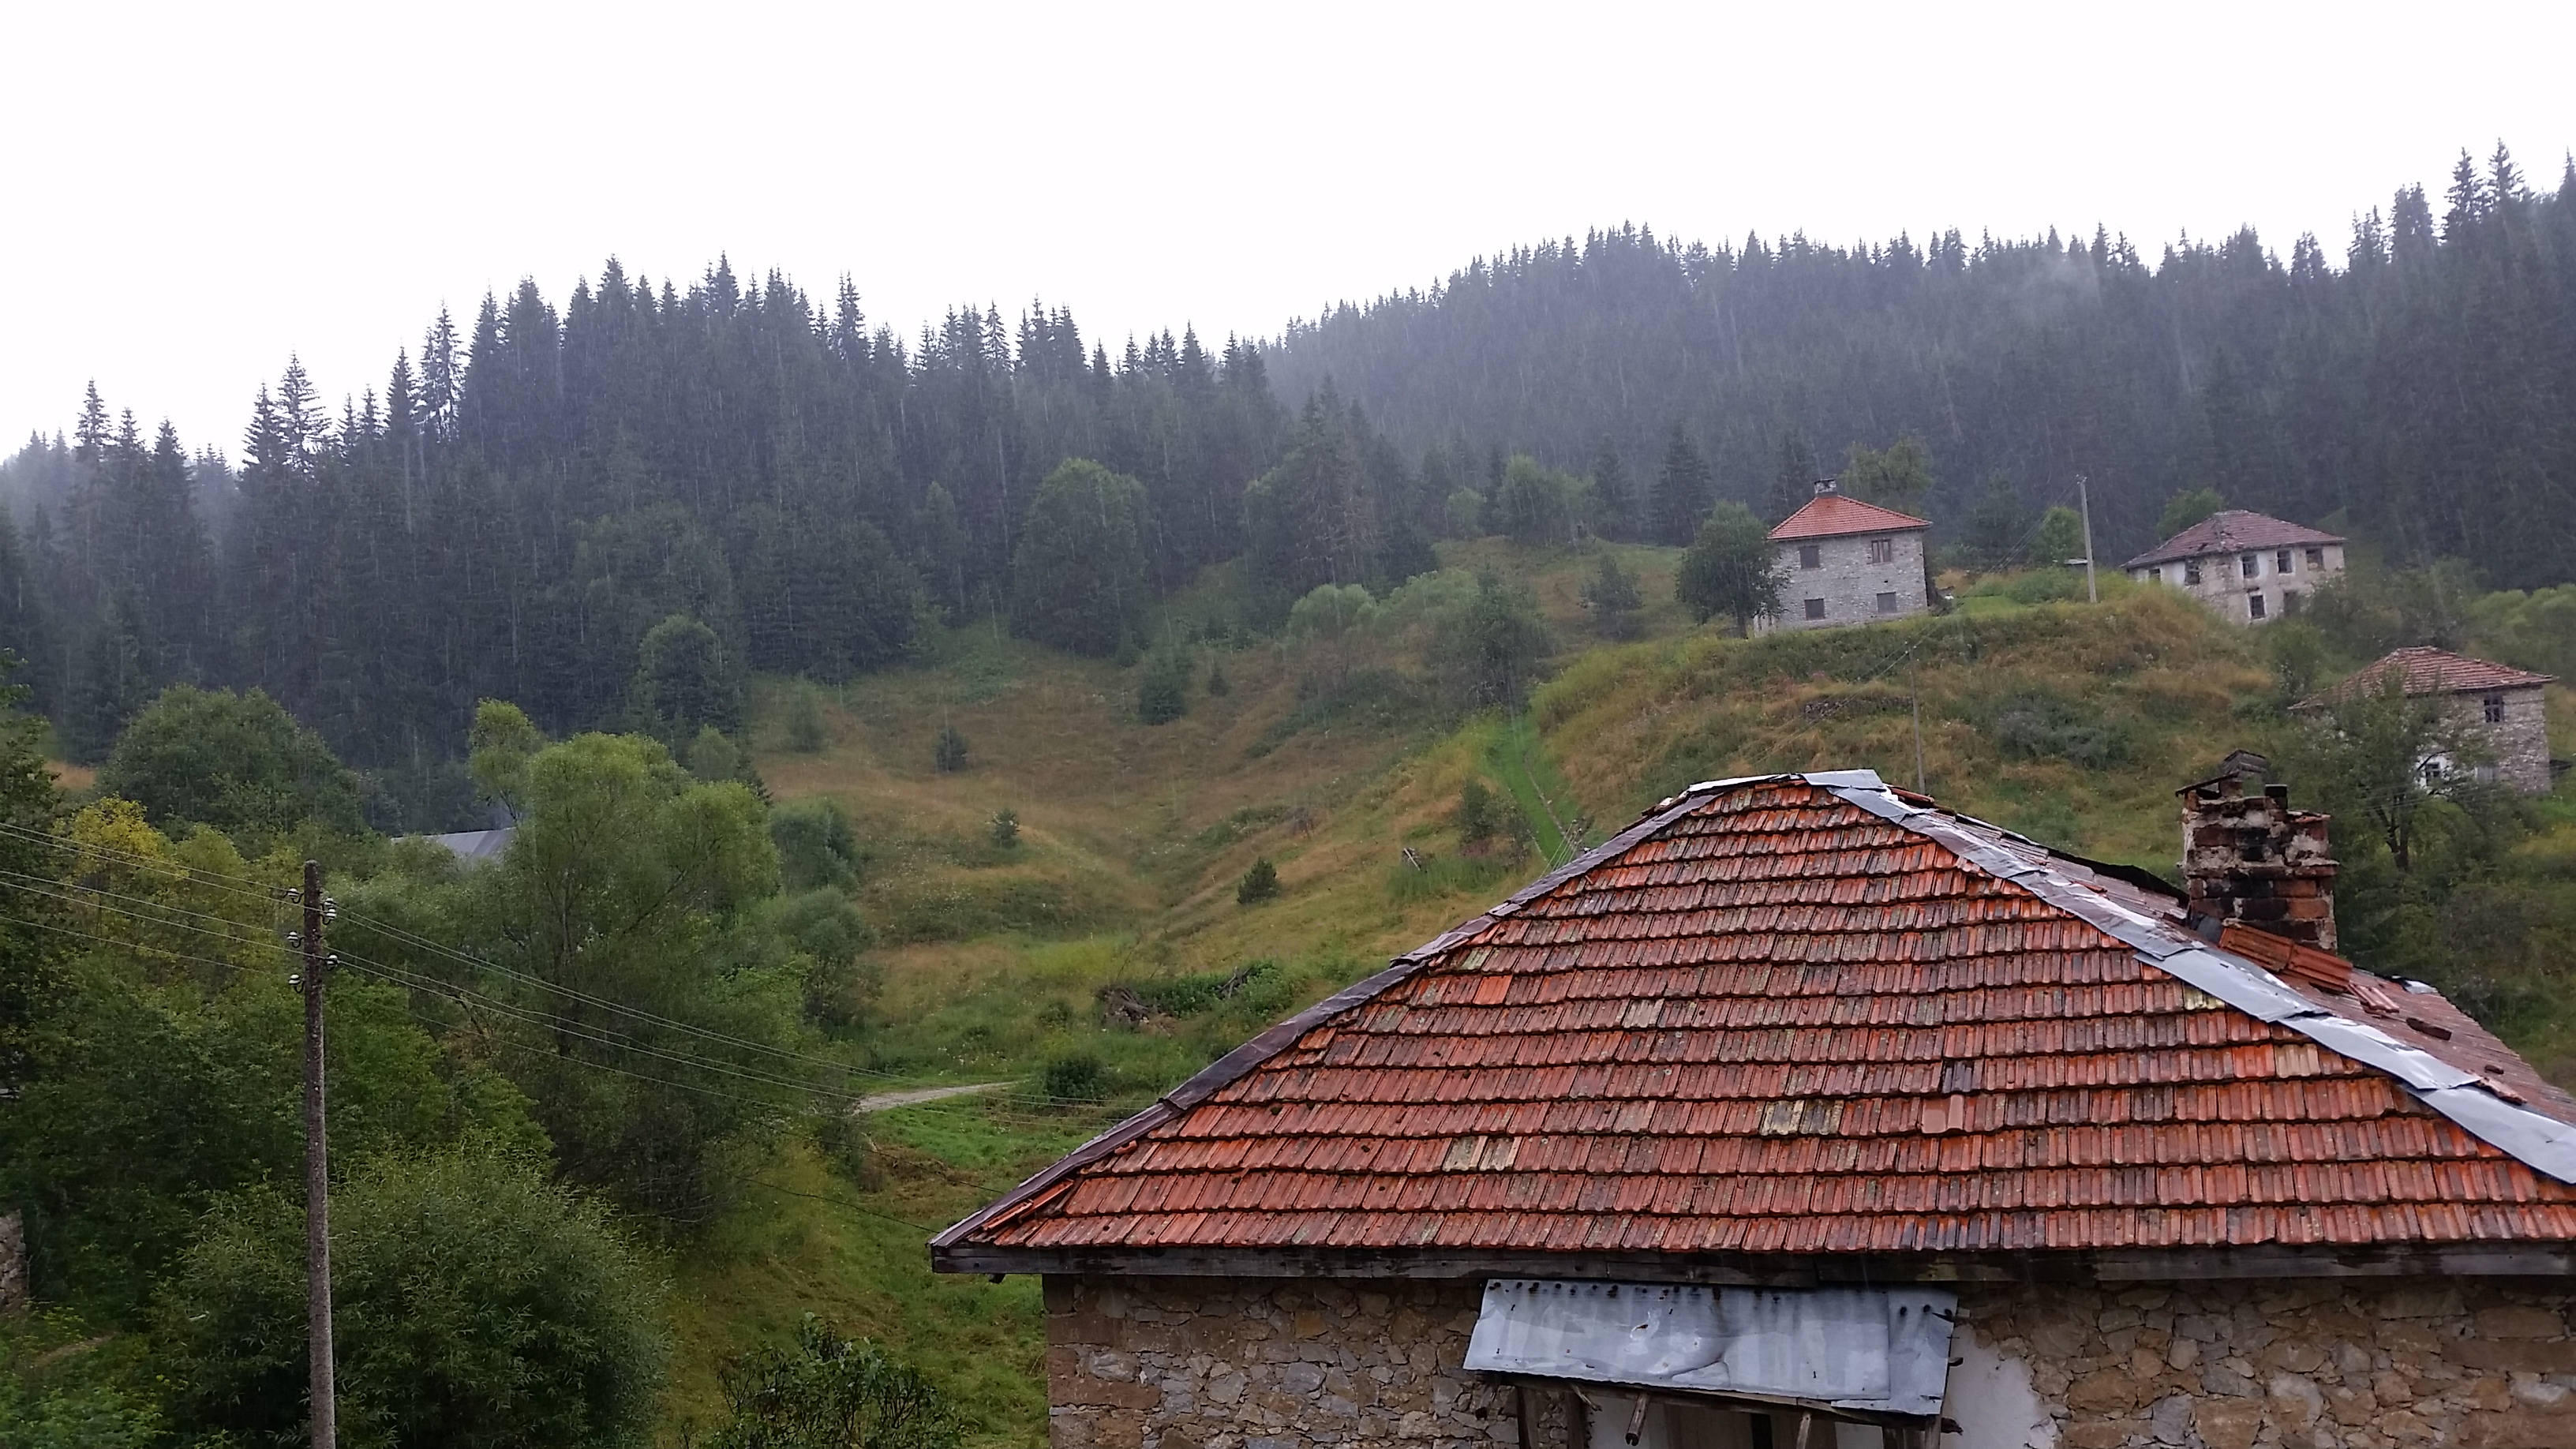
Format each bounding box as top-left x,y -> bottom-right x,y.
1043,1275 -> 2575,1449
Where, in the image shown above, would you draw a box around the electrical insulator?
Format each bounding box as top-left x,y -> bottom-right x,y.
287,973 -> 301,987
285,931 -> 301,945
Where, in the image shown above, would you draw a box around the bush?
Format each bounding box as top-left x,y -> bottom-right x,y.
1455,779 -> 1502,851
1039,1052 -> 1107,1103
1205,660 -> 1230,696
772,798 -> 861,892
933,724 -> 968,773
1136,649 -> 1190,725
155,1147 -> 665,1449
95,684 -> 365,841
989,809 -> 1020,848
1236,858 -> 1281,904
704,1316 -> 957,1449
1990,691 -> 2129,769
783,684 -> 829,753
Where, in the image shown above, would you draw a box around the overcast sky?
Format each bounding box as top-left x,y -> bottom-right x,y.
4,1 -> 2570,455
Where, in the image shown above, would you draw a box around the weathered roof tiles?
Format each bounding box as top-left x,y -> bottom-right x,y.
935,774 -> 2576,1267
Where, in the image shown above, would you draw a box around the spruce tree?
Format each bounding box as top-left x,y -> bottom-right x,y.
1651,425 -> 1714,545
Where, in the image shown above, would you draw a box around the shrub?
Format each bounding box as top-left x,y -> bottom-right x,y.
1137,648 -> 1190,725
703,1316 -> 957,1449
95,684 -> 365,841
1205,660 -> 1230,696
1455,779 -> 1502,851
933,724 -> 969,773
771,798 -> 860,891
1040,1053 -> 1107,1103
1236,857 -> 1281,904
989,809 -> 1020,848
783,684 -> 829,753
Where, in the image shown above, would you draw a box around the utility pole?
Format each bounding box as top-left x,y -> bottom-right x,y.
299,860 -> 337,1449
2076,474 -> 2099,604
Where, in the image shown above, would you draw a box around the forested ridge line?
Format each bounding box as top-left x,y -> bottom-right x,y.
1270,145 -> 2576,585
3,147 -> 2570,827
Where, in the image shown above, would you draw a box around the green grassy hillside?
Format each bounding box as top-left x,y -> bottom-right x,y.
668,545 -> 2571,1445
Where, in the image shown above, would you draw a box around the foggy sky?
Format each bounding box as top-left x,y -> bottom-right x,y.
4,0 -> 2570,455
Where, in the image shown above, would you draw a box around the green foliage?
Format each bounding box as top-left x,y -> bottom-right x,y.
784,683 -> 830,753
2305,558 -> 2481,657
2286,671 -> 2488,872
1204,659 -> 1230,697
1136,646 -> 1191,725
1244,389 -> 1380,595
1455,778 -> 1502,850
63,594 -> 151,766
1582,552 -> 1644,640
702,1316 -> 957,1449
689,726 -> 761,789
638,614 -> 743,741
1650,425 -> 1714,545
155,1146 -> 665,1449
1235,857 -> 1281,904
1961,474 -> 2028,569
2158,488 -> 2224,540
1286,582 -> 1377,642
1675,503 -> 1783,632
773,798 -> 860,892
1493,455 -> 1581,545
1039,1052 -> 1107,1104
1010,459 -> 1151,658
766,888 -> 881,1028
467,698 -> 545,816
726,505 -> 923,680
1988,691 -> 2132,770
1444,487 -> 1487,540
1433,567 -> 1550,707
0,657 -> 63,1098
933,723 -> 968,774
95,684 -> 364,841
2466,584 -> 2576,682
1103,960 -> 1283,1020
988,809 -> 1020,849
1840,434 -> 1935,515
2033,506 -> 2087,566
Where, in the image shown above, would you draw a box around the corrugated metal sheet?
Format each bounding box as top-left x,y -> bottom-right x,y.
1463,1279 -> 1955,1417
938,775 -> 2576,1259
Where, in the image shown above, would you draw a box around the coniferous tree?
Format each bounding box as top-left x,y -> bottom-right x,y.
1650,425 -> 1714,545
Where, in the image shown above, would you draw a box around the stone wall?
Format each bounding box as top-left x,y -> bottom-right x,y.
2126,543 -> 2344,626
1043,1274 -> 2575,1449
1043,1275 -> 1549,1449
1948,1277 -> 2576,1449
2451,684 -> 2553,796
1767,530 -> 1929,632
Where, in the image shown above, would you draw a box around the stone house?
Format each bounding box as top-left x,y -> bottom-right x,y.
2121,511 -> 2346,623
1759,483 -> 1930,632
2299,646 -> 2561,796
934,770 -> 2576,1449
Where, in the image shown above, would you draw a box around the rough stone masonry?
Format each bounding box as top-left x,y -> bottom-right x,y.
1043,1275 -> 2576,1449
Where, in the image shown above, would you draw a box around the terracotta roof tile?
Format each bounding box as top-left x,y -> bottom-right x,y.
1767,494 -> 1931,541
2121,509 -> 2346,568
938,777 -> 2576,1264
2301,646 -> 2555,706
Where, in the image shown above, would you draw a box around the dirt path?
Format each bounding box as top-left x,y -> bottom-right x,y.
852,1081 -> 1009,1114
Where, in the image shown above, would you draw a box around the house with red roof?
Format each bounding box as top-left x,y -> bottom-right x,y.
935,770 -> 2576,1449
2300,646 -> 2561,795
2121,511 -> 2345,623
1762,481 -> 1931,631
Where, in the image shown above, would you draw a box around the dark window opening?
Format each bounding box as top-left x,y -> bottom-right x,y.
2277,549 -> 2294,574
2241,553 -> 2260,578
1798,544 -> 1822,570
2484,695 -> 2506,724
1867,537 -> 1895,564
2248,593 -> 2267,620
1875,591 -> 1899,613
2305,546 -> 2325,568
2184,560 -> 2203,586
1803,597 -> 1826,620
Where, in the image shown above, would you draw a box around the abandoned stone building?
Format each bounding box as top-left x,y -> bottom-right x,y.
1758,483 -> 1930,631
2121,511 -> 2346,623
936,770 -> 2576,1449
2301,646 -> 2562,796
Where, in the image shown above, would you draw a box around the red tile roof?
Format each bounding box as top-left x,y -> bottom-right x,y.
2121,510 -> 2344,570
936,775 -> 2576,1269
1768,494 -> 1930,541
2301,646 -> 2556,708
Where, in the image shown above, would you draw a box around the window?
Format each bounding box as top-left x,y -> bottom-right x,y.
2184,560 -> 2203,586
2282,589 -> 2302,616
1803,597 -> 1827,620
2248,593 -> 2267,620
2148,567 -> 2162,583
2241,553 -> 2260,578
2484,695 -> 2506,724
2306,547 -> 2325,569
1867,537 -> 1895,564
1798,544 -> 1822,570
1875,591 -> 1900,614
2277,549 -> 2293,575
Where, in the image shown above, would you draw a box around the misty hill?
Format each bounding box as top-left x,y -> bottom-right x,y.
1269,147 -> 2576,581
2,147 -> 2570,829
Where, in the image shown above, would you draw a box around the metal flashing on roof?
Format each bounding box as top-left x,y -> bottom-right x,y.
1810,773 -> 2576,1188
1462,1279 -> 1956,1420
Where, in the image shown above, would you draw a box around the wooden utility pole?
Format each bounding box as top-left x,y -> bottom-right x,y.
300,859 -> 336,1449
2076,474 -> 2099,604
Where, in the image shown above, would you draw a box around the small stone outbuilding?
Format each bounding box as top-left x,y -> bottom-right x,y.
2122,511 -> 2345,623
937,771 -> 2576,1449
2299,646 -> 2560,796
1761,483 -> 1931,631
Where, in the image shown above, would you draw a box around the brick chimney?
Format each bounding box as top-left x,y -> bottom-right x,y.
2178,769 -> 2337,953
1813,477 -> 1840,497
